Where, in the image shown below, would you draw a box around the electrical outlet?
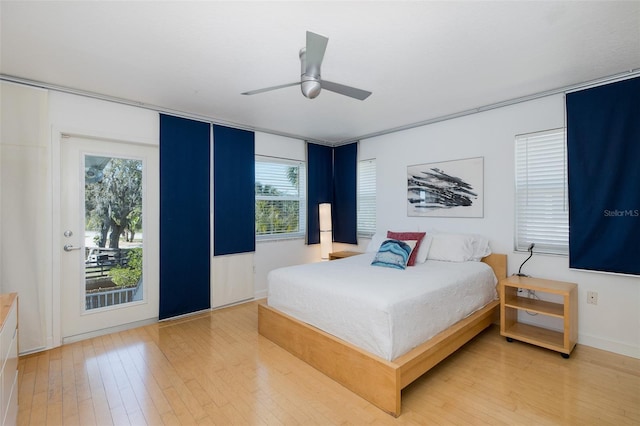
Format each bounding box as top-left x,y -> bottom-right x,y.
587,291 -> 598,305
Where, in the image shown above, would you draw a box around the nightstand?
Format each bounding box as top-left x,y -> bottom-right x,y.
500,275 -> 578,358
328,251 -> 362,260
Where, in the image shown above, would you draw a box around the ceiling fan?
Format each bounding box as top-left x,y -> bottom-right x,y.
242,31 -> 372,101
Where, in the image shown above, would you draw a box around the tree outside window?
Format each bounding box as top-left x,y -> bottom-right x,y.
255,158 -> 306,239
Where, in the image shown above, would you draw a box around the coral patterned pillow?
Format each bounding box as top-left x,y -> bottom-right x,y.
386,231 -> 426,266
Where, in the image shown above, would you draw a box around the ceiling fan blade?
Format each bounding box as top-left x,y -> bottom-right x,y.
321,80 -> 372,101
305,31 -> 328,76
241,82 -> 300,96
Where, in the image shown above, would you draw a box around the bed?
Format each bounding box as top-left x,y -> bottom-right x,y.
258,249 -> 507,416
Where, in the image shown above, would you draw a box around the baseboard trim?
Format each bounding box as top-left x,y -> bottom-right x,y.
254,289 -> 267,300
578,332 -> 640,359
62,317 -> 158,345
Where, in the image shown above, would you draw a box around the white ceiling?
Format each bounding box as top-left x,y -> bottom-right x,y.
1,1 -> 639,144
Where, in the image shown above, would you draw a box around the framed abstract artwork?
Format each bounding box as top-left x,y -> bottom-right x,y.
407,157 -> 484,217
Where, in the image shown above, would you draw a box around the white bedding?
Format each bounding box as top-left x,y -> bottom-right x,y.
267,252 -> 498,361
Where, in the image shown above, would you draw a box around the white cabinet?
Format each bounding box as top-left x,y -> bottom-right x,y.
0,294 -> 18,426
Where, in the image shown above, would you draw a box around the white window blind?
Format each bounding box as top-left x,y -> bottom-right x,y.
255,156 -> 306,239
515,129 -> 568,255
357,159 -> 376,236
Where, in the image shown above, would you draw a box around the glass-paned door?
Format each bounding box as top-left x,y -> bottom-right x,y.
60,136 -> 158,341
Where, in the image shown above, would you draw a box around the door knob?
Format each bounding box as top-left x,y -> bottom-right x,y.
63,244 -> 81,252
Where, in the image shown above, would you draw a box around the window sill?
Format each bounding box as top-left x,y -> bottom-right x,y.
256,234 -> 305,243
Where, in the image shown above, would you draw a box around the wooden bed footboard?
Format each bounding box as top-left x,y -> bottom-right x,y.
258,253 -> 506,416
258,300 -> 499,416
258,303 -> 402,415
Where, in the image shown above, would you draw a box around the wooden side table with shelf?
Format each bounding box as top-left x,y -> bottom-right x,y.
500,275 -> 578,358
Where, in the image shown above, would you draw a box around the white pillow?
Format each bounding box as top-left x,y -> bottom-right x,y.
427,233 -> 491,262
470,234 -> 491,261
427,233 -> 476,262
415,234 -> 434,263
365,233 -> 387,253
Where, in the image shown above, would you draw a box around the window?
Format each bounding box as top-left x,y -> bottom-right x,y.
357,159 -> 376,237
515,129 -> 568,255
255,156 -> 306,239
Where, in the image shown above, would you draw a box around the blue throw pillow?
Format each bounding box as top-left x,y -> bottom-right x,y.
371,239 -> 413,270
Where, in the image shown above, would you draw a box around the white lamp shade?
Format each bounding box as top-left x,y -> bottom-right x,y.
319,203 -> 333,259
319,203 -> 332,231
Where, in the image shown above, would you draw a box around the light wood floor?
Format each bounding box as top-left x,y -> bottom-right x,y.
17,301 -> 639,425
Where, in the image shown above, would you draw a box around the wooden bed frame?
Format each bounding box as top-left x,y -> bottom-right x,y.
258,253 -> 507,417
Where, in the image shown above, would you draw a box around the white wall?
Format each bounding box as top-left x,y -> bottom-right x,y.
48,91 -> 159,145
358,94 -> 640,358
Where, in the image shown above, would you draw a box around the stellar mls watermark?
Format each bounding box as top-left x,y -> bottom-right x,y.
603,209 -> 640,217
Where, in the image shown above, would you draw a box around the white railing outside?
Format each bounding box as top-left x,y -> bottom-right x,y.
85,281 -> 142,310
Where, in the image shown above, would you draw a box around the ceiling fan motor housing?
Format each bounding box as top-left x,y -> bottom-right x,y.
301,76 -> 322,99
300,47 -> 322,99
